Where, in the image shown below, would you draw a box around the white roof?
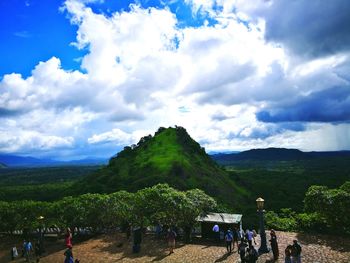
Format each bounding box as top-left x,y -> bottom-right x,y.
197,213 -> 242,224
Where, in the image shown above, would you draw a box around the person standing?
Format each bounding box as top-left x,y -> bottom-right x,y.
238,238 -> 248,262
24,240 -> 33,262
212,224 -> 220,242
285,245 -> 292,263
155,223 -> 162,239
34,240 -> 41,262
246,229 -> 256,247
238,228 -> 245,242
225,230 -> 233,253
232,227 -> 239,251
291,240 -> 302,263
245,245 -> 259,263
22,240 -> 26,258
269,229 -> 279,260
64,245 -> 74,263
132,226 -> 142,253
10,245 -> 18,261
167,228 -> 177,254
65,228 -> 72,248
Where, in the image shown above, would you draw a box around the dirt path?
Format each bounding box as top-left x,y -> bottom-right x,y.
1,231 -> 349,262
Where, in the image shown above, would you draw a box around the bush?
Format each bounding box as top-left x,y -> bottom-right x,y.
265,210 -> 297,231
296,212 -> 326,232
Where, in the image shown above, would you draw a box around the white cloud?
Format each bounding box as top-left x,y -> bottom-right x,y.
0,0 -> 349,158
0,129 -> 73,154
87,128 -> 152,146
88,128 -> 134,145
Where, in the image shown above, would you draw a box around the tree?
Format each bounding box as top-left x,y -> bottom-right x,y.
304,182 -> 350,233
179,189 -> 217,242
101,191 -> 134,230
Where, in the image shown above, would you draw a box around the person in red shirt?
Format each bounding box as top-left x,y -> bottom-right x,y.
65,228 -> 72,248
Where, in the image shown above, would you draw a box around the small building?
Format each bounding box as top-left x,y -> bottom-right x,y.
197,213 -> 242,239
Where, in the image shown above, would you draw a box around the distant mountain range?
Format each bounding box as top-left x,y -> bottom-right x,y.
1,146 -> 350,168
0,154 -> 107,167
211,147 -> 350,164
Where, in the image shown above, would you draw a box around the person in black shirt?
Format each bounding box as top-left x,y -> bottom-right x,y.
269,229 -> 279,260
291,240 -> 302,263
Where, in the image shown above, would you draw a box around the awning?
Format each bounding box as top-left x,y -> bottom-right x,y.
197,213 -> 242,224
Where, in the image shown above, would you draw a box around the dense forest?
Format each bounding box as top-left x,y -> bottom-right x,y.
0,127 -> 349,234
0,166 -> 100,201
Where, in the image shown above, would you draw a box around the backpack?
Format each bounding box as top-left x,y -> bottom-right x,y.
225,233 -> 233,241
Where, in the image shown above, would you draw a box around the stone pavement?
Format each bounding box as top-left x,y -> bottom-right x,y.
1,231 -> 349,262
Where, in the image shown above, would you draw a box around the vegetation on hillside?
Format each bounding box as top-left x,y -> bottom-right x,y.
225,157 -> 350,212
265,181 -> 350,235
0,166 -> 100,201
75,126 -> 248,209
0,127 -> 349,234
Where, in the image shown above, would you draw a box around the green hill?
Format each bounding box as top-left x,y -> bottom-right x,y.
75,126 -> 248,208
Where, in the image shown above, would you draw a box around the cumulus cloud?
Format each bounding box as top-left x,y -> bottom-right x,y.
88,128 -> 135,145
1,0 -> 350,157
0,129 -> 73,154
257,86 -> 350,123
234,0 -> 350,58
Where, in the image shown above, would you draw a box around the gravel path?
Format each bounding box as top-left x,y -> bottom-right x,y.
1,231 -> 349,263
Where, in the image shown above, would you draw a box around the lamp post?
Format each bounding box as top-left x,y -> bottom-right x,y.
256,197 -> 269,254
38,216 -> 45,254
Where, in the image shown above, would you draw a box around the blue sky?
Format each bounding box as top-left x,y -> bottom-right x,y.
0,0 -> 215,77
0,0 -> 350,159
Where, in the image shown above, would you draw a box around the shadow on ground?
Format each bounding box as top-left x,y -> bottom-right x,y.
96,233 -> 186,261
296,232 -> 350,253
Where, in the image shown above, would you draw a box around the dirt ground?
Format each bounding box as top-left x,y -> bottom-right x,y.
1,231 -> 349,263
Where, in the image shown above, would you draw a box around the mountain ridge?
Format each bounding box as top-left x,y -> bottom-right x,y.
211,147 -> 350,164
0,154 -> 107,167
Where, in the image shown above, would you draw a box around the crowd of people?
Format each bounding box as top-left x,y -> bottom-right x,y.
215,226 -> 259,263
8,225 -> 303,262
212,225 -> 303,263
9,227 -> 80,263
10,238 -> 42,262
284,240 -> 302,263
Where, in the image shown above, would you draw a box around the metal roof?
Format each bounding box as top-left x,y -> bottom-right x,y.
197,213 -> 242,224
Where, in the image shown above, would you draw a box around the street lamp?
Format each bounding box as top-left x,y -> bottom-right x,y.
38,216 -> 45,254
256,197 -> 269,254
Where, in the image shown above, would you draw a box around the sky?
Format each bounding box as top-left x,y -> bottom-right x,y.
0,0 -> 350,160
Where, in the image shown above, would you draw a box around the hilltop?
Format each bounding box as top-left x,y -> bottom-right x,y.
75,126 -> 248,207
